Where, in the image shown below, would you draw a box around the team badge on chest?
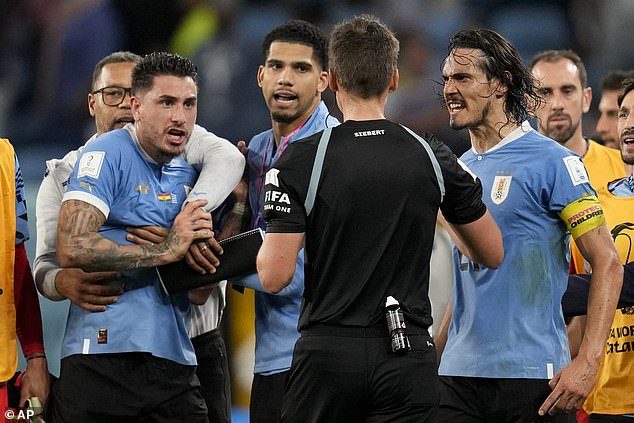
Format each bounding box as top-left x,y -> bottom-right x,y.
491,175 -> 512,205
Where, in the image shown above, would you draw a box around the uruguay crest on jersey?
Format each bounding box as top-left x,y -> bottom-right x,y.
491,175 -> 512,205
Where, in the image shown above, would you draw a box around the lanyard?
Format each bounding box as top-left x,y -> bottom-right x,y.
256,122 -> 305,195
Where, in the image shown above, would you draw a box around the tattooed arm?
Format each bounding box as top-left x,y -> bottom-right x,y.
57,199 -> 213,272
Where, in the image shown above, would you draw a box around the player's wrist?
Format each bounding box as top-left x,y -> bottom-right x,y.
25,352 -> 46,361
43,268 -> 66,300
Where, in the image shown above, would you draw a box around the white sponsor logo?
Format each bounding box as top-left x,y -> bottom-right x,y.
354,129 -> 385,137
77,151 -> 105,178
263,203 -> 291,213
265,168 -> 280,187
490,175 -> 512,205
563,156 -> 589,186
265,190 -> 290,204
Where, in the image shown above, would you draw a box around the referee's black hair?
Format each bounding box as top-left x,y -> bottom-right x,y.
445,28 -> 542,126
262,20 -> 329,71
329,15 -> 399,99
132,52 -> 198,95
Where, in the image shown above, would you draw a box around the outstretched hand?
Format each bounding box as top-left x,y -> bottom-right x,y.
538,356 -> 598,416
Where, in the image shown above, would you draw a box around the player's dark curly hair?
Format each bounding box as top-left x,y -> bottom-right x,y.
603,70 -> 634,92
445,28 -> 542,125
132,52 -> 198,95
262,20 -> 329,71
618,78 -> 634,107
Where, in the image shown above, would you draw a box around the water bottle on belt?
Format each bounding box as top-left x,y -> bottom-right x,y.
385,296 -> 411,353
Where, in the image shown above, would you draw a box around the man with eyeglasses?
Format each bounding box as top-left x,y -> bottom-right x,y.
33,51 -> 242,422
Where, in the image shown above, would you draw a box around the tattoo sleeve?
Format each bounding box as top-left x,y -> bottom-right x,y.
57,199 -> 167,271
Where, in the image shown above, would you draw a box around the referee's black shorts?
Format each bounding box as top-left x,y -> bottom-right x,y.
281,323 -> 438,423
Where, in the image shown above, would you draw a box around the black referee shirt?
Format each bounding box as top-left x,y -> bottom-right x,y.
263,119 -> 486,330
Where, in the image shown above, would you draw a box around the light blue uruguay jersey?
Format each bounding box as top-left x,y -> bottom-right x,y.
61,126 -> 198,365
238,101 -> 339,375
439,123 -> 596,379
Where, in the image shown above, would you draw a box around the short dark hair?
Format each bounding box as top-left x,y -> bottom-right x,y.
329,15 -> 399,99
529,49 -> 588,88
617,78 -> 634,107
131,52 -> 198,95
262,20 -> 328,71
446,28 -> 541,125
91,51 -> 142,90
602,70 -> 634,92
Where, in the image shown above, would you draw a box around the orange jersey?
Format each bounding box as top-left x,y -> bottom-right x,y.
0,139 -> 17,382
581,187 -> 634,415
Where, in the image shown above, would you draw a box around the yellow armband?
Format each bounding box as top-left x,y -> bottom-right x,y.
559,195 -> 606,239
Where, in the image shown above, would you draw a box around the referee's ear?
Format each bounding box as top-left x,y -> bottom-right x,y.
328,69 -> 338,93
388,68 -> 399,93
317,70 -> 328,94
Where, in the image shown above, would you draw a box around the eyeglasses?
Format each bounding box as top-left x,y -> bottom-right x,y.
91,86 -> 132,106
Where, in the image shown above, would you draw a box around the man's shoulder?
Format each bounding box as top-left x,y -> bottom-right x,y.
43,137 -> 96,182
80,129 -> 136,165
248,129 -> 273,151
587,138 -> 622,161
518,129 -> 561,150
275,134 -> 321,172
189,124 -> 231,146
582,139 -> 627,190
523,131 -> 577,160
87,128 -> 132,150
46,149 -> 80,174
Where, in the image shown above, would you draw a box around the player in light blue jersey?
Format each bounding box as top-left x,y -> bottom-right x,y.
222,20 -> 339,423
436,29 -> 623,422
34,51 -> 242,423
53,52 -> 214,423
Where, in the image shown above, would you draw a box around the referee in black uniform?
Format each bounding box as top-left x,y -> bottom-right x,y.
256,15 -> 504,423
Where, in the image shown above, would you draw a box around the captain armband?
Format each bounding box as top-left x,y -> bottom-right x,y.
559,195 -> 606,239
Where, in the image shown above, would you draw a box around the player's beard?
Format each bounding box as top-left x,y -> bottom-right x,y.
271,110 -> 301,124
545,115 -> 577,145
620,128 -> 634,165
621,151 -> 634,165
449,100 -> 491,131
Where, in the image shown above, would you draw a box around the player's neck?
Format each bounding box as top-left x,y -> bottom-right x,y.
338,90 -> 387,122
271,104 -> 317,147
469,117 -> 520,153
562,131 -> 588,157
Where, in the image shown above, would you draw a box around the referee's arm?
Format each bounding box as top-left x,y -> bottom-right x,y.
258,232 -> 304,294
